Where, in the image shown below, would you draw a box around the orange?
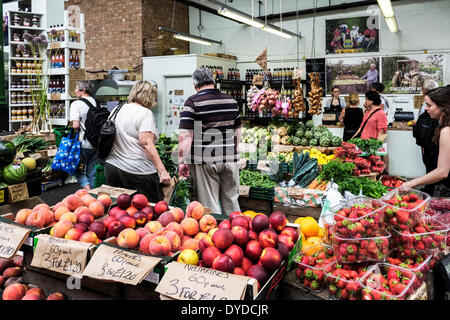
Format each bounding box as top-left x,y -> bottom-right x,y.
318,227 -> 325,238
302,236 -> 324,256
294,217 -> 305,225
299,217 -> 319,237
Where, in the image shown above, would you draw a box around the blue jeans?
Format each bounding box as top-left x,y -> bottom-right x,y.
75,148 -> 99,189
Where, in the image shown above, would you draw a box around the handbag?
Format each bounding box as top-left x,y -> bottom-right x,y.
51,129 -> 82,175
354,109 -> 382,139
97,102 -> 125,160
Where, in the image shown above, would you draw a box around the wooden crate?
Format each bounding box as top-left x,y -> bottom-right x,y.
239,196 -> 273,216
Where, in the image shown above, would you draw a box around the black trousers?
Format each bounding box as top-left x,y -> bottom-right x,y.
104,162 -> 163,203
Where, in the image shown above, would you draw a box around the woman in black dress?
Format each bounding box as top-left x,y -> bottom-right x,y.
340,92 -> 364,141
326,86 -> 346,113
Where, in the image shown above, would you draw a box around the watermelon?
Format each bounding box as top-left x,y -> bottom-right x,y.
0,140 -> 17,167
2,161 -> 27,184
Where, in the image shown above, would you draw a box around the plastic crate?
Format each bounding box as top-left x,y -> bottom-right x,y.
249,186 -> 274,201
53,126 -> 72,147
94,165 -> 105,188
387,249 -> 433,289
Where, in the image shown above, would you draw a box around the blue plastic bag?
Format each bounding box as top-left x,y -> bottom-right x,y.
51,129 -> 82,175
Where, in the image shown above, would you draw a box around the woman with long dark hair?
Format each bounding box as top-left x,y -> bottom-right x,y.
402,86 -> 450,196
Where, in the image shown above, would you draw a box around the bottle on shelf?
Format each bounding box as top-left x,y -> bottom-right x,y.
74,51 -> 80,69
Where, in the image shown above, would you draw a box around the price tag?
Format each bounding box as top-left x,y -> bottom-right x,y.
50,42 -> 61,49
23,88 -> 31,93
88,185 -> 137,199
82,244 -> 162,285
155,262 -> 249,300
252,74 -> 264,86
257,160 -> 272,172
271,145 -> 294,153
31,153 -> 42,160
30,234 -> 93,277
239,185 -> 250,197
293,68 -> 303,80
47,149 -> 57,157
8,183 -> 29,204
49,93 -> 61,100
238,158 -> 248,170
0,221 -> 31,259
16,152 -> 25,159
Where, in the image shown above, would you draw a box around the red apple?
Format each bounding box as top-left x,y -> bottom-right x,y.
231,225 -> 249,247
259,247 -> 282,270
107,220 -> 126,237
211,229 -> 234,250
231,216 -> 249,230
201,246 -> 221,268
269,211 -> 287,232
218,220 -> 231,230
116,193 -> 132,210
224,244 -> 244,267
211,254 -> 235,273
252,214 -> 270,233
258,229 -> 278,248
131,194 -> 148,210
245,240 -> 262,262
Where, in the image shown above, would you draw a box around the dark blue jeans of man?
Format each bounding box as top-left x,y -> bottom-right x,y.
75,148 -> 99,189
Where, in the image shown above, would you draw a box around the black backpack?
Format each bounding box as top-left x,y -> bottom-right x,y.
97,103 -> 125,160
80,98 -> 110,148
413,111 -> 439,149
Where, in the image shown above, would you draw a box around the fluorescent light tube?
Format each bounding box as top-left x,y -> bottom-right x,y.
174,34 -> 213,46
261,26 -> 293,39
218,7 -> 264,28
377,0 -> 395,18
385,16 -> 399,33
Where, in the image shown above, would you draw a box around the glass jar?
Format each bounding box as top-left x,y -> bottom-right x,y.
11,92 -> 17,104
13,14 -> 21,26
12,33 -> 21,42
28,108 -> 34,117
32,15 -> 40,28
23,18 -> 31,27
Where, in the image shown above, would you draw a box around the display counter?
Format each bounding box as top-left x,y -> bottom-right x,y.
325,125 -> 426,178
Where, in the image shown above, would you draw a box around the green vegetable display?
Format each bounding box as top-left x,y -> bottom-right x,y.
338,176 -> 388,199
292,151 -> 320,188
348,138 -> 383,156
12,135 -> 50,154
317,159 -> 355,184
239,170 -> 278,188
169,178 -> 191,212
156,134 -> 178,176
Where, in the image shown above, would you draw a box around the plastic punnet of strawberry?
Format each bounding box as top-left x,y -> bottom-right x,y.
428,197 -> 450,213
329,227 -> 391,264
387,249 -> 433,290
293,244 -> 337,292
330,196 -> 387,238
381,188 -> 431,218
358,263 -> 417,300
325,261 -> 372,300
389,216 -> 449,257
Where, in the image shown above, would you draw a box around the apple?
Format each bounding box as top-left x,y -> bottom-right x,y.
258,229 -> 278,248
231,225 -> 249,247
177,249 -> 199,265
269,211 -> 287,232
259,247 -> 282,270
202,246 -> 221,268
211,254 -> 235,273
252,214 -> 270,233
224,244 -> 244,267
245,240 -> 263,262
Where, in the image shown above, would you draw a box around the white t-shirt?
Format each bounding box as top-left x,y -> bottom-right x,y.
106,103 -> 159,175
69,96 -> 97,149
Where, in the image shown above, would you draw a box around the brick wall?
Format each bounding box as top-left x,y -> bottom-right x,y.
66,0 -> 189,79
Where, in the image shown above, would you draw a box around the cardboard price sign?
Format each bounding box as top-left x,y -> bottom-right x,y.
88,185 -> 137,199
8,183 -> 29,204
257,160 -> 272,172
31,234 -> 92,277
155,262 -> 249,300
271,145 -> 294,153
293,68 -> 303,80
82,244 -> 162,285
0,221 -> 31,259
49,93 -> 62,100
49,42 -> 61,50
239,185 -> 250,197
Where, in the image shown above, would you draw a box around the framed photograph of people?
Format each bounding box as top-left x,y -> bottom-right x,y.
326,57 -> 380,95
325,15 -> 379,55
381,53 -> 445,94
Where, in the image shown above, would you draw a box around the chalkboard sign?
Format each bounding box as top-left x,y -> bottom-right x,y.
306,59 -> 326,97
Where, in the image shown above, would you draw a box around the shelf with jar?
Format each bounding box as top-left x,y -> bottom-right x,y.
9,11 -> 43,29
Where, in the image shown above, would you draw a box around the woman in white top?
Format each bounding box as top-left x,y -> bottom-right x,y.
104,81 -> 171,202
325,86 -> 347,113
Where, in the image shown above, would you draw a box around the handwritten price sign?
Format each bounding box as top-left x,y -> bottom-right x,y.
82,244 -> 162,285
0,222 -> 31,259
156,262 -> 249,300
31,234 -> 93,277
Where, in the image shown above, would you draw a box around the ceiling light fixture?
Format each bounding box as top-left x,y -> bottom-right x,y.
218,7 -> 264,28
158,26 -> 222,46
261,25 -> 292,39
384,16 -> 399,33
377,0 -> 399,33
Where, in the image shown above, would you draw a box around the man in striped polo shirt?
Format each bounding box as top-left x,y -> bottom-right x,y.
178,67 -> 242,215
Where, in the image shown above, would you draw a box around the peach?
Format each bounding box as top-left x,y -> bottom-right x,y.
89,222 -> 106,239
225,244 -> 244,267
46,292 -> 66,300
108,206 -> 122,218
153,227 -> 166,236
139,233 -> 156,254
166,222 -> 183,238
89,201 -> 105,218
14,209 -> 33,225
181,238 -> 199,251
194,232 -> 208,241
52,202 -> 65,212
117,228 -> 140,249
97,194 -> 112,210
25,211 -> 46,228
75,189 -> 89,197
52,220 -> 74,238
170,207 -> 185,223
180,217 -> 199,236
158,211 -> 176,227
54,206 -> 70,221
59,212 -> 78,225
40,209 -> 55,226
136,227 -> 150,239
231,225 -> 249,247
131,194 -> 148,210
208,227 -> 219,238
3,266 -> 22,278
280,227 -> 299,244
126,206 -> 139,216
81,194 -> 96,207
74,206 -> 90,218
65,228 -> 84,241
63,195 -> 84,211
116,193 -> 132,210
145,221 -> 163,233
241,257 -> 253,273
199,214 -> 218,233
33,204 -> 50,211
162,230 -> 181,252
107,221 -> 126,237
259,247 -> 282,271
141,206 -> 155,221
212,254 -> 235,273
154,201 -> 169,217
186,201 -> 204,220
232,216 -> 249,230
182,235 -> 192,244
219,220 -> 232,230
233,267 -> 246,276
119,215 -> 136,229
22,293 -> 42,300
278,234 -> 295,251
211,229 -> 234,250
79,231 -> 99,245
258,229 -> 279,248
78,212 -> 95,226
102,216 -> 117,229
26,288 -> 45,299
269,211 -> 287,232
252,214 -> 269,233
149,235 -> 172,256
2,283 -> 26,300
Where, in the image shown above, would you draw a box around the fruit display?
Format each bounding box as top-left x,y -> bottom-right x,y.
291,79 -> 305,117
2,160 -> 27,184
294,244 -> 336,292
426,198 -> 450,216
246,85 -> 260,110
380,175 -> 405,189
358,263 -> 417,300
334,142 -> 385,176
0,139 -> 17,167
325,262 -> 372,300
302,148 -> 335,166
13,203 -> 56,229
307,73 -> 323,115
0,255 -> 24,291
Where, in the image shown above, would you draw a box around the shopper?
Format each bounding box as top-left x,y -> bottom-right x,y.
371,82 -> 390,115
104,80 -> 171,202
352,91 -> 388,140
339,92 -> 363,141
69,80 -> 100,190
402,86 -> 450,196
325,86 -> 346,113
413,80 -> 440,195
361,63 -> 379,87
178,67 -> 242,216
